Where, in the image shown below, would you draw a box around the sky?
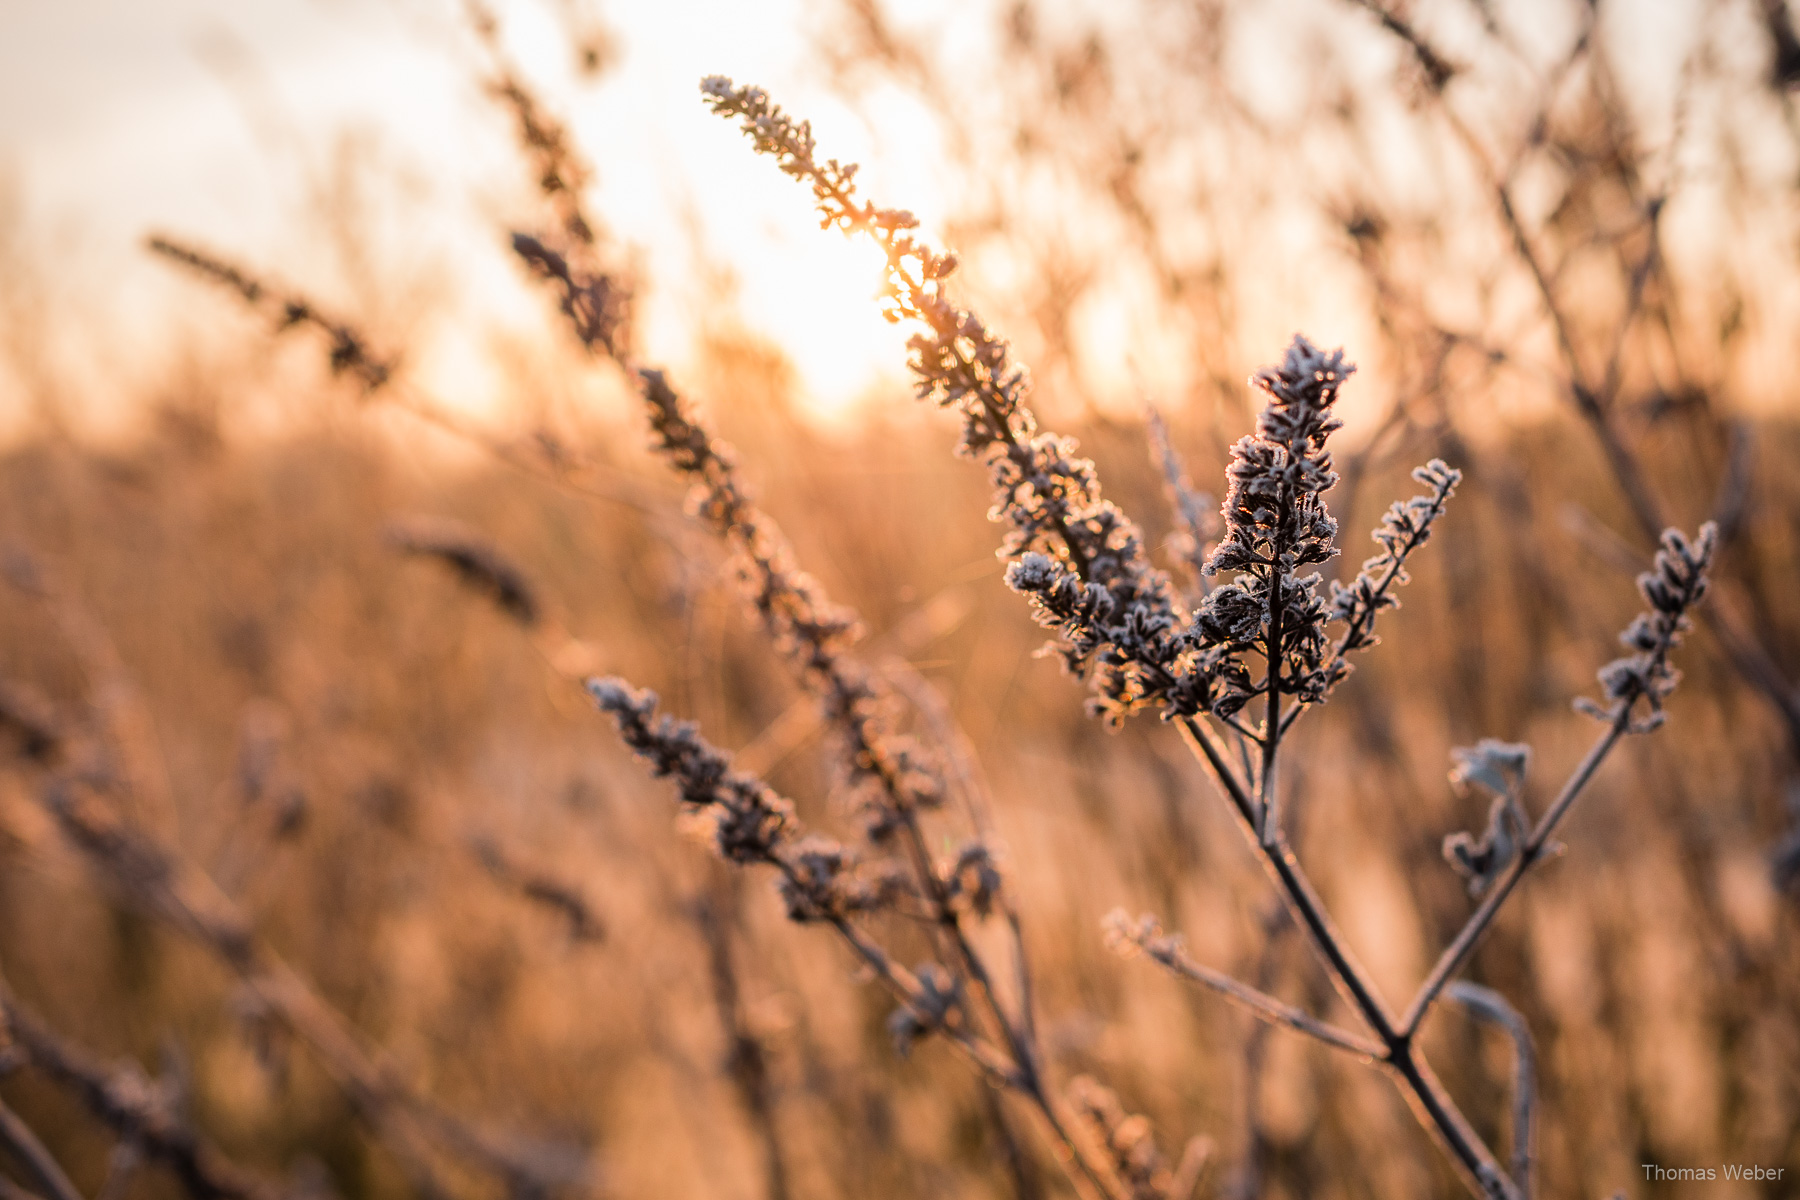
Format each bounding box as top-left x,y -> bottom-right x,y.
0,0 -> 950,427
4,0 -> 1794,439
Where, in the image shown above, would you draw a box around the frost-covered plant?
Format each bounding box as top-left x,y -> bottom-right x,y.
705,76 -> 1717,1200
483,57 -> 1205,1200
142,49 -> 1722,1200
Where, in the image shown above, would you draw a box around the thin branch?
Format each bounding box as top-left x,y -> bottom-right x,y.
1401,713 -> 1626,1036
1221,714 -> 1262,747
1144,403 -> 1215,599
41,777 -> 584,1196
1,982 -> 278,1200
1178,720 -> 1398,1041
691,880 -> 791,1200
821,913 -> 1027,1091
1228,903 -> 1291,1200
1177,717 -> 1255,823
1344,0 -> 1459,91
1408,520 -> 1714,1031
1175,718 -> 1523,1199
881,658 -> 1043,1051
1351,0 -> 1800,758
0,1097 -> 83,1200
468,834 -> 606,944
1256,497 -> 1288,846
1107,916 -> 1386,1059
147,236 -> 670,523
1448,983 -> 1535,1198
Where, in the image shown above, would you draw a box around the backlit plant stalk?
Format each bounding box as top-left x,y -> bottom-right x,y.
1,552 -> 591,1200
706,76 -> 1716,1200
1345,0 -> 1798,763
486,48 -> 1201,1200
0,977 -> 280,1200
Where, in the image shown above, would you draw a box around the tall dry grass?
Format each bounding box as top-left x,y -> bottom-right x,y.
2,2 -> 1799,1199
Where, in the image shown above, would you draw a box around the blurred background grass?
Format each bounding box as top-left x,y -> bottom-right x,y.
1,1 -> 1798,1198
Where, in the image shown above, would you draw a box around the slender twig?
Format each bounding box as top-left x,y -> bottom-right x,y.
146,236 -> 671,523
2,560 -> 585,1197
821,913 -> 1025,1090
1229,903 -> 1290,1200
1401,713 -> 1626,1036
881,657 -> 1043,1052
1107,917 -> 1385,1059
1,981 -> 279,1200
978,1084 -> 1046,1200
484,58 -> 1136,1193
0,1097 -> 83,1200
1403,524 -> 1713,1034
1144,403 -> 1215,599
692,879 -> 791,1200
1448,983 -> 1535,1199
1256,499 -> 1288,846
1175,718 -> 1522,1198
1178,718 -> 1399,1038
1350,0 -> 1800,759
469,834 -> 606,943
1221,714 -> 1262,747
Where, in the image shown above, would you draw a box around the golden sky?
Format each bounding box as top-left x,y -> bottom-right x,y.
1,0 -> 947,425
5,0 -> 1796,436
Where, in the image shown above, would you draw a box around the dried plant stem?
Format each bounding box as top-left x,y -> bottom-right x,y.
514,157 -> 1133,1195
1229,906 -> 1289,1200
1174,716 -> 1521,1199
0,981 -> 278,1200
1448,983 -> 1535,1199
1175,721 -> 1396,1033
815,902 -> 1102,1198
468,834 -> 606,943
879,658 -> 1045,1055
1125,937 -> 1382,1058
42,778 -> 578,1197
1256,513 -> 1288,846
866,679 -> 1115,1190
1023,1097 -> 1122,1200
1400,713 -> 1625,1036
1172,602 -> 1692,1196
0,1096 -> 83,1200
3,556 -> 584,1197
979,1084 -> 1046,1200
147,236 -> 671,524
820,913 -> 1024,1089
692,880 -> 791,1200
379,380 -> 670,519
1352,0 -> 1800,758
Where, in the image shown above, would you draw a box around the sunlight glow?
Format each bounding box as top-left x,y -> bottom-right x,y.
0,0 -> 947,428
